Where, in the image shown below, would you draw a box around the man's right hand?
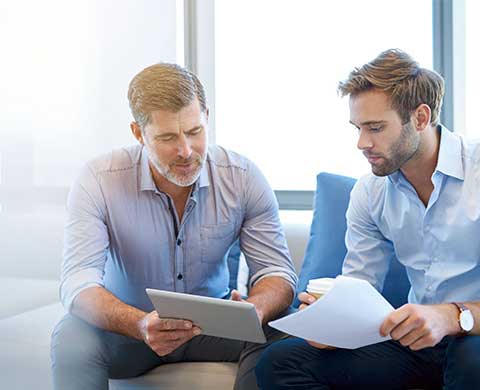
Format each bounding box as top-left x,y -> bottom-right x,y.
139,311 -> 202,356
297,292 -> 336,350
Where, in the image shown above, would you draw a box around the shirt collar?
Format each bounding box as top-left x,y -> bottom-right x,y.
388,125 -> 464,185
139,147 -> 157,192
434,125 -> 464,180
139,147 -> 211,192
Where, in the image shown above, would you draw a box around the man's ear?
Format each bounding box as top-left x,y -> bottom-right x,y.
130,122 -> 144,145
414,104 -> 431,131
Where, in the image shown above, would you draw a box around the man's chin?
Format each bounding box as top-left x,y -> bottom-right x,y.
371,165 -> 397,177
166,170 -> 202,187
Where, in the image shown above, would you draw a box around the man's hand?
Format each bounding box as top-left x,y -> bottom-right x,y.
230,289 -> 265,324
297,292 -> 336,350
139,311 -> 202,356
380,303 -> 459,351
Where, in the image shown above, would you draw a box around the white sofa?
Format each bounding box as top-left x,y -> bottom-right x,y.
0,209 -> 310,390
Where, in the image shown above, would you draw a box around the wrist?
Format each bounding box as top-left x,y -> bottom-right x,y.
443,303 -> 463,336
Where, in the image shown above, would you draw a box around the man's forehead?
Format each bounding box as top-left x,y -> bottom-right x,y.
349,91 -> 398,124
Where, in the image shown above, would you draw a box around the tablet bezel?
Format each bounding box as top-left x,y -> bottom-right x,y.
146,288 -> 266,344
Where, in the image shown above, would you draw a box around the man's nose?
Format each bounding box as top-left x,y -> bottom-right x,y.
177,133 -> 192,159
357,129 -> 373,151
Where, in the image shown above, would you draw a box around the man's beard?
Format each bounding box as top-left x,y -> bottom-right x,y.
370,122 -> 421,177
150,153 -> 206,187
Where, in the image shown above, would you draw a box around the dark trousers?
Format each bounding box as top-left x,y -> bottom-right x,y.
50,313 -> 287,390
255,336 -> 480,390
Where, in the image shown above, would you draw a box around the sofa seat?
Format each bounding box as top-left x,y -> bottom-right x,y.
0,277 -> 59,319
110,362 -> 237,390
0,301 -> 239,389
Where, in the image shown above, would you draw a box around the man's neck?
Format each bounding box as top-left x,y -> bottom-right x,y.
400,126 -> 440,206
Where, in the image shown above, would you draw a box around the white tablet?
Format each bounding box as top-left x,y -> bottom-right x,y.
146,289 -> 266,344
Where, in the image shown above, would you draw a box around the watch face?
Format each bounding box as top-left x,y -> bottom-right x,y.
460,310 -> 474,332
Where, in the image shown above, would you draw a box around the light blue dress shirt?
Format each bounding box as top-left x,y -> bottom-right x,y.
343,126 -> 480,305
60,145 -> 297,312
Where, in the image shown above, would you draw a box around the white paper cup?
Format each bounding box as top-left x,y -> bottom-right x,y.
306,277 -> 335,300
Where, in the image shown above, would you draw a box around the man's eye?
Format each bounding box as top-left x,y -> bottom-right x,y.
158,135 -> 175,142
187,128 -> 202,136
370,127 -> 382,133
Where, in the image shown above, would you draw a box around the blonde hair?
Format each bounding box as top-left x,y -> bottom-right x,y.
128,63 -> 207,129
338,49 -> 444,126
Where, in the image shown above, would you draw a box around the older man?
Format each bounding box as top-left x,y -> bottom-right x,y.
51,63 -> 297,390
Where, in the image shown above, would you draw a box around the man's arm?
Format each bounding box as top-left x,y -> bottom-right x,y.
380,301 -> 480,351
237,160 -> 297,319
231,276 -> 293,324
342,178 -> 395,290
72,286 -> 146,340
72,286 -> 201,356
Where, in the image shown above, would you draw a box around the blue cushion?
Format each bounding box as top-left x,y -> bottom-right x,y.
295,172 -> 410,308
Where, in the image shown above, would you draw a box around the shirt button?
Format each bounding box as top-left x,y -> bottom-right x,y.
177,273 -> 183,280
177,239 -> 182,246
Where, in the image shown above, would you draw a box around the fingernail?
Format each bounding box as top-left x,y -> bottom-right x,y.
193,328 -> 201,335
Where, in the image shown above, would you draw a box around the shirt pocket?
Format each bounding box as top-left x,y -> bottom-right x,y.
200,222 -> 236,263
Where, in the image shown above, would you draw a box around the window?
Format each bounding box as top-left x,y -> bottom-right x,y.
214,0 -> 433,190
465,0 -> 480,138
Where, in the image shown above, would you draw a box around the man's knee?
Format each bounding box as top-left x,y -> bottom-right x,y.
255,338 -> 314,387
445,336 -> 480,388
50,314 -> 107,370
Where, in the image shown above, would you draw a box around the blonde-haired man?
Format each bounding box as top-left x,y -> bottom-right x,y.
257,49 -> 480,389
51,63 -> 297,390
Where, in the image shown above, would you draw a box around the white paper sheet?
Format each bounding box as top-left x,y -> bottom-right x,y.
269,276 -> 395,349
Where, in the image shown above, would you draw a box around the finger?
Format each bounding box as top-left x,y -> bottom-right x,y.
397,326 -> 428,348
230,290 -> 243,302
390,315 -> 425,342
160,330 -> 192,341
380,304 -> 411,337
298,292 -> 316,304
158,318 -> 193,331
408,332 -> 437,351
299,303 -> 308,311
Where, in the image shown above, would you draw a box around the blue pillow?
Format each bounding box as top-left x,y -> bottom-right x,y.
295,172 -> 410,308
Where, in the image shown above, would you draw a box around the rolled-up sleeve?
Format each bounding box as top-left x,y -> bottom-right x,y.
239,161 -> 298,291
342,179 -> 395,292
60,164 -> 109,312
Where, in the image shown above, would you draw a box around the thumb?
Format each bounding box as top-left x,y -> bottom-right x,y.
230,289 -> 243,301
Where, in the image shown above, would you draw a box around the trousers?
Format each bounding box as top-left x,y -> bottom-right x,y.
51,313 -> 286,390
256,336 -> 480,389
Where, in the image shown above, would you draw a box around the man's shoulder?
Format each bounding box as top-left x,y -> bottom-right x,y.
462,136 -> 480,165
85,145 -> 142,176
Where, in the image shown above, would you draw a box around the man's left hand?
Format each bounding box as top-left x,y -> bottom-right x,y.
380,303 -> 459,351
230,289 -> 265,324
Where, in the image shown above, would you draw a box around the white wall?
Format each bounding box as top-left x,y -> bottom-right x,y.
0,0 -> 178,277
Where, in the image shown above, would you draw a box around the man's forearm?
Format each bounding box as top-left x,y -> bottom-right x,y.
247,276 -> 294,324
71,286 -> 147,340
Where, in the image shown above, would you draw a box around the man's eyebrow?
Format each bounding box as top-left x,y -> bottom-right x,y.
153,125 -> 202,138
349,120 -> 387,127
